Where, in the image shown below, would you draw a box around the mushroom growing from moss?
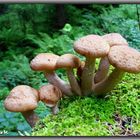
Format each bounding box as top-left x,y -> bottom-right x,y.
74,35 -> 110,95
4,85 -> 39,128
30,53 -> 72,96
39,84 -> 62,115
94,33 -> 128,84
94,45 -> 140,96
56,54 -> 81,96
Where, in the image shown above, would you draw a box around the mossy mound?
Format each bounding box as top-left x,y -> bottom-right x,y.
32,73 -> 140,136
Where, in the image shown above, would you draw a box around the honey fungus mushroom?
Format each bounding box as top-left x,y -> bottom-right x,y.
74,35 -> 110,95
39,84 -> 62,115
56,54 -> 81,96
94,45 -> 140,96
4,85 -> 39,128
94,33 -> 128,84
30,53 -> 72,96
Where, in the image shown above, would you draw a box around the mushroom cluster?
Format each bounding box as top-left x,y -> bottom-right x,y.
4,33 -> 140,127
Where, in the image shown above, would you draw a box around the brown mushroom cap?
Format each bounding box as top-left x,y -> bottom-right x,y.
108,45 -> 140,73
4,85 -> 39,112
56,54 -> 81,69
39,84 -> 62,107
30,53 -> 59,71
74,35 -> 110,58
102,33 -> 128,47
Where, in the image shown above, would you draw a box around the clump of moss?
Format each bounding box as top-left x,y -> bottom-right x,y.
32,73 -> 140,136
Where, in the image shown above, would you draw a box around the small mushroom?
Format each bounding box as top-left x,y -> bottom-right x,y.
39,84 -> 62,115
4,85 -> 39,128
30,53 -> 72,96
94,45 -> 140,96
74,35 -> 110,95
94,33 -> 128,83
56,54 -> 82,96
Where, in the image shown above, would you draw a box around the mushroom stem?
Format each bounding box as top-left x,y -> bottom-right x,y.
94,56 -> 110,83
81,57 -> 95,96
22,110 -> 39,128
51,103 -> 59,115
66,69 -> 82,96
93,68 -> 124,97
45,71 -> 73,96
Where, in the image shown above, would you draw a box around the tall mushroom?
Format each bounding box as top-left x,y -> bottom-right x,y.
56,54 -> 82,96
30,53 -> 73,96
94,33 -> 128,83
39,84 -> 62,115
74,35 -> 110,95
4,85 -> 39,128
94,45 -> 140,96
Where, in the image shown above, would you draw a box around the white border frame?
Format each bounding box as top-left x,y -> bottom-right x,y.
0,1 -> 140,139
0,0 -> 139,3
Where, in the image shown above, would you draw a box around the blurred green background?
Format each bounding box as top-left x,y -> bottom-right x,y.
0,4 -> 140,136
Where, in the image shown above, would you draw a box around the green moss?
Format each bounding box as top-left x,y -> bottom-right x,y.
32,73 -> 140,136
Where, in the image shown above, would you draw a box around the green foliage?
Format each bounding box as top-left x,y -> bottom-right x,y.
0,100 -> 31,135
0,55 -> 47,89
8,4 -> 55,33
0,100 -> 50,136
34,101 -> 51,119
0,4 -> 56,60
26,33 -> 74,56
100,4 -> 140,50
66,5 -> 104,36
0,88 -> 9,100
